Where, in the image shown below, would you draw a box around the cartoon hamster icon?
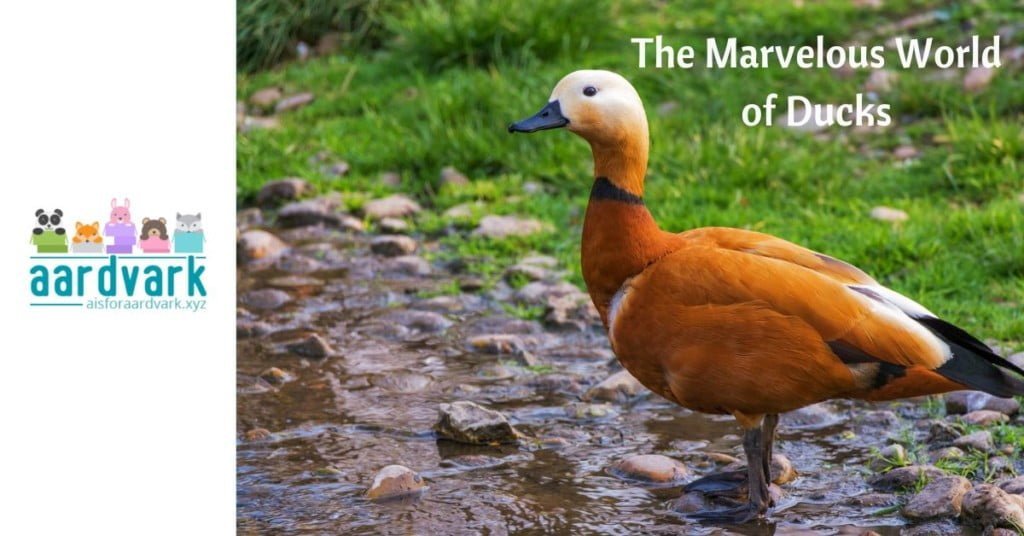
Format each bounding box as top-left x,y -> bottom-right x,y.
71,221 -> 105,253
172,212 -> 205,253
138,217 -> 171,253
30,208 -> 68,253
104,198 -> 137,254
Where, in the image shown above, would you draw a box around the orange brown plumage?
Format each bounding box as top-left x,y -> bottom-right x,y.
509,69 -> 1024,523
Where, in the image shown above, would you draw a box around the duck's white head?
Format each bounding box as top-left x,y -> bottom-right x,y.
508,70 -> 647,145
509,70 -> 650,195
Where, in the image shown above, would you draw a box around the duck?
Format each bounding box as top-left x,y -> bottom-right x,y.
508,69 -> 1024,523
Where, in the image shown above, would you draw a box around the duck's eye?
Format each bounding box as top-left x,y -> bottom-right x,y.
583,86 -> 598,97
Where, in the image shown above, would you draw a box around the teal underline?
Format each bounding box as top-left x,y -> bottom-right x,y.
30,255 -> 208,260
30,303 -> 83,307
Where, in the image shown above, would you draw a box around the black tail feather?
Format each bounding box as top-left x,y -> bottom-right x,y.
918,317 -> 1024,397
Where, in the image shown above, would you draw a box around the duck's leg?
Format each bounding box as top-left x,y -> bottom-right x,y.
688,423 -> 771,523
683,414 -> 780,500
761,414 -> 779,506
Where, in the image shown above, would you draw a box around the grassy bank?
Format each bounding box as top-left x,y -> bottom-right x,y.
238,0 -> 1024,343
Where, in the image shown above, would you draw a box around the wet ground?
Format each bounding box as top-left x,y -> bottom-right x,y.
236,223 -> 992,535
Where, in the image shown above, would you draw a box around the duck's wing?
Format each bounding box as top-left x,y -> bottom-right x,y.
664,227 -> 1024,398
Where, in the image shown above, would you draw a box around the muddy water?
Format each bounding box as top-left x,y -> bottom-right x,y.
236,226 -> 970,535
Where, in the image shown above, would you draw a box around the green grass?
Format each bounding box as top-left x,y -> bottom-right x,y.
238,0 -> 1024,343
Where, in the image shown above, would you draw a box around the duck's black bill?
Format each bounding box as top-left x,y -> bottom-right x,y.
508,100 -> 569,133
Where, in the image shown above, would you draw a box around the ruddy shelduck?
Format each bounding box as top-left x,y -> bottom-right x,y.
509,70 -> 1024,523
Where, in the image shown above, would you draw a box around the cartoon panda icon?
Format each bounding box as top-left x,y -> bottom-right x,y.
30,209 -> 68,253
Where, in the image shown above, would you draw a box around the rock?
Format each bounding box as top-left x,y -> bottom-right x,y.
515,280 -> 582,305
954,430 -> 994,452
929,447 -> 965,463
998,476 -> 1024,495
610,454 -> 688,484
903,475 -> 972,519
892,145 -> 918,160
442,202 -> 482,221
846,492 -> 898,507
565,402 -> 617,420
237,319 -> 272,338
386,255 -> 432,276
379,171 -> 402,186
339,215 -> 365,232
372,371 -> 433,393
365,465 -> 426,501
869,465 -> 947,491
266,275 -> 324,292
465,334 -> 537,366
1008,352 -> 1024,369
583,370 -> 646,403
379,310 -> 452,334
780,403 -> 844,429
987,529 -> 1021,536
864,69 -> 897,93
362,194 -> 421,220
544,293 -> 599,331
770,454 -> 798,485
466,334 -> 529,354
256,177 -> 311,206
434,401 -> 522,444
286,333 -> 333,358
900,520 -> 965,536
964,66 -> 997,93
947,391 -> 1020,416
457,277 -> 485,292
277,197 -> 344,227
928,420 -> 962,443
962,484 -> 1024,529
249,87 -> 282,109
259,367 -> 290,385
238,230 -> 288,263
243,428 -> 272,441
869,444 -> 908,472
440,166 -> 469,186
274,92 -> 314,113
506,255 -> 557,282
241,288 -> 291,311
870,206 -> 908,222
988,456 -> 1015,476
860,409 -> 900,428
370,235 -> 417,257
378,217 -> 409,233
237,208 -> 264,230
324,160 -> 350,177
273,254 -> 324,274
472,215 -> 546,239
241,116 -> 280,132
961,410 -> 1009,427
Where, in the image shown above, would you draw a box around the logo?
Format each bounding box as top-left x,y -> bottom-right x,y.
28,197 -> 208,311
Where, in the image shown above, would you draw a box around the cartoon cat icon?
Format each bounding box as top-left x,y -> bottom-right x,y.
173,212 -> 205,253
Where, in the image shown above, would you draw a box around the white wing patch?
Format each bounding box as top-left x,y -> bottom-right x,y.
607,277 -> 634,348
847,284 -> 951,363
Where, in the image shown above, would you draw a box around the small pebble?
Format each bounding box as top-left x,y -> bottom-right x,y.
365,465 -> 426,501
